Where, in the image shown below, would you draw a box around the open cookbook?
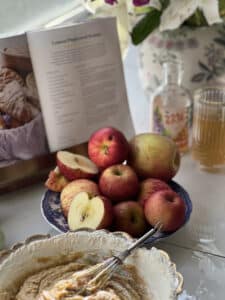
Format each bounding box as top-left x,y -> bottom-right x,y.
0,17 -> 134,191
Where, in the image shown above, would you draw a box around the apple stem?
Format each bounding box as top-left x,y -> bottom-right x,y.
102,145 -> 109,155
75,157 -> 79,164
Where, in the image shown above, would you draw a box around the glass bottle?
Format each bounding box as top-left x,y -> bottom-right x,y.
150,60 -> 192,154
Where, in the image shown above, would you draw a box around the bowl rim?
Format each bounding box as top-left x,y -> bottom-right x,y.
0,229 -> 184,296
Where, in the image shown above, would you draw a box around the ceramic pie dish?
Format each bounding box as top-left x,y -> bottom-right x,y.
0,229 -> 183,300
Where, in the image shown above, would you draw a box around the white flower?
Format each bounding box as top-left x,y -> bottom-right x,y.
83,0 -> 131,56
160,0 -> 222,32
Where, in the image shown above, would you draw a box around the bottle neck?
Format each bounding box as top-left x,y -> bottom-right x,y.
163,62 -> 182,86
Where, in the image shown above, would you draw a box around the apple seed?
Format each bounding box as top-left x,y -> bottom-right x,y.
80,212 -> 89,222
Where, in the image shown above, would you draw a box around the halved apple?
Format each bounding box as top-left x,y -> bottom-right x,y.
60,179 -> 100,217
45,167 -> 69,192
68,192 -> 113,231
57,151 -> 98,181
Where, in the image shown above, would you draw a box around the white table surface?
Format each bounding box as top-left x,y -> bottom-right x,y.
0,45 -> 225,299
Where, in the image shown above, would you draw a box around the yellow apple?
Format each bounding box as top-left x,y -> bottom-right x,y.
128,133 -> 180,181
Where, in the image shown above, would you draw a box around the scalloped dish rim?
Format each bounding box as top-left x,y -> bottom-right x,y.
0,229 -> 184,299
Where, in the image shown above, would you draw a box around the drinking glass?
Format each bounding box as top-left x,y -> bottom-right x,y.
192,87 -> 225,172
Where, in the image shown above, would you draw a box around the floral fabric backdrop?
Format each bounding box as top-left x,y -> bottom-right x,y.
139,24 -> 225,96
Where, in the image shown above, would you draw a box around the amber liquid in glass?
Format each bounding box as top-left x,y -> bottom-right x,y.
192,113 -> 225,169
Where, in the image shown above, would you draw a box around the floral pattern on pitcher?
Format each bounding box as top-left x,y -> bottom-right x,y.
192,25 -> 225,83
139,24 -> 225,98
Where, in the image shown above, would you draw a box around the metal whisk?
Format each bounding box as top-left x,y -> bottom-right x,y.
76,222 -> 162,295
40,223 -> 162,299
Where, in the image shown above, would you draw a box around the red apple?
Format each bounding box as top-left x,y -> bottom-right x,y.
128,133 -> 180,181
68,192 -> 113,231
138,178 -> 171,207
99,164 -> 139,202
88,127 -> 129,169
144,190 -> 186,232
57,151 -> 98,181
60,179 -> 100,217
113,201 -> 147,237
45,167 -> 69,192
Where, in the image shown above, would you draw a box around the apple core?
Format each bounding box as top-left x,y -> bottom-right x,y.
112,168 -> 122,176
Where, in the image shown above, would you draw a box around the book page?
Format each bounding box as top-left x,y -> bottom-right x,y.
27,18 -> 134,152
0,34 -> 48,169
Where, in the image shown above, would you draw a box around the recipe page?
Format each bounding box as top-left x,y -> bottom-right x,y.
27,18 -> 134,152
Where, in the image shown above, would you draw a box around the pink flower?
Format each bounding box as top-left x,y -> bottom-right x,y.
133,0 -> 150,6
166,40 -> 174,49
105,0 -> 117,4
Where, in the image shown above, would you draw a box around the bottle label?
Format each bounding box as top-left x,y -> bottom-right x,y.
153,105 -> 189,152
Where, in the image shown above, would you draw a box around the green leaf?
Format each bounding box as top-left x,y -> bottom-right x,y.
191,73 -> 206,83
133,6 -> 153,15
186,9 -> 207,27
131,9 -> 161,45
207,74 -> 213,81
198,61 -> 211,72
220,0 -> 225,17
159,0 -> 170,10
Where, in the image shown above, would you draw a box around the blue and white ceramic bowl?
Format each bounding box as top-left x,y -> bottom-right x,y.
41,180 -> 192,245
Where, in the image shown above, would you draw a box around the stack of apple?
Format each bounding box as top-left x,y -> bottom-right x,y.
45,127 -> 186,237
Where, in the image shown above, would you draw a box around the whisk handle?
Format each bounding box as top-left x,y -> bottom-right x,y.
117,222 -> 161,262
